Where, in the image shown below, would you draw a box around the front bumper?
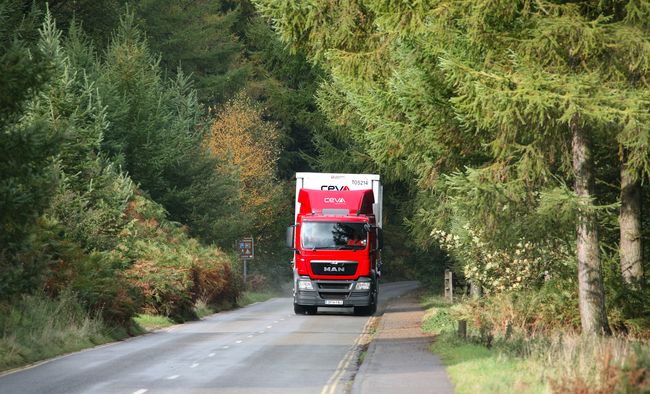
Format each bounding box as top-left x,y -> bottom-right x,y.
294,279 -> 372,307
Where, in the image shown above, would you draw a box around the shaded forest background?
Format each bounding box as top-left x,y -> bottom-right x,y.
0,0 -> 436,339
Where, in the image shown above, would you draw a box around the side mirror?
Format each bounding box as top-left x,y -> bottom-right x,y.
377,228 -> 384,250
286,226 -> 295,249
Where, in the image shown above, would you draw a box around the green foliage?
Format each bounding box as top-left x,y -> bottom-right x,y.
0,1 -> 57,251
44,0 -> 127,48
136,0 -> 250,106
96,11 -> 241,246
2,5 -> 245,336
255,0 -> 650,333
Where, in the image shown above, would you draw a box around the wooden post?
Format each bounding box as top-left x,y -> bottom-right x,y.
444,269 -> 453,302
458,320 -> 467,339
470,280 -> 483,298
243,257 -> 248,287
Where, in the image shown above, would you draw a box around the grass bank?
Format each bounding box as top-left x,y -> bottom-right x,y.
0,291 -> 129,372
421,295 -> 650,394
1,289 -> 280,372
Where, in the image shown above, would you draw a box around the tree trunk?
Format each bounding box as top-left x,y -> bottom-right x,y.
620,160 -> 643,284
572,119 -> 611,336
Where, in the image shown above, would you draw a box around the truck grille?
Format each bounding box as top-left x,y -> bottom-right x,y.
319,292 -> 348,300
318,282 -> 352,290
311,261 -> 358,276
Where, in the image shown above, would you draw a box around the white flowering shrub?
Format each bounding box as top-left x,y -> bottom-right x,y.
431,224 -> 573,293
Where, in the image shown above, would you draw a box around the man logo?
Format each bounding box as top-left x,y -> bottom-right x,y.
321,185 -> 350,191
324,266 -> 345,272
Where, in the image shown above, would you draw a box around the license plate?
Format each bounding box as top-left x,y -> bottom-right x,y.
324,300 -> 344,305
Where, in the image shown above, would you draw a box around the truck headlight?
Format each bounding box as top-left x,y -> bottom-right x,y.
355,282 -> 371,290
298,280 -> 314,290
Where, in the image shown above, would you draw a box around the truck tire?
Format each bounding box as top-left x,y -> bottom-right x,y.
354,305 -> 372,316
294,304 -> 306,314
370,285 -> 378,314
369,297 -> 377,315
356,288 -> 377,316
294,304 -> 317,315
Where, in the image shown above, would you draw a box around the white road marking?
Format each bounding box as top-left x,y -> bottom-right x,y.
190,363 -> 199,368
247,335 -> 253,338
258,330 -> 265,334
166,375 -> 180,380
133,390 -> 148,394
208,353 -> 216,357
273,320 -> 278,323
280,318 -> 285,321
266,325 -> 272,329
236,340 -> 243,344
222,345 -> 230,349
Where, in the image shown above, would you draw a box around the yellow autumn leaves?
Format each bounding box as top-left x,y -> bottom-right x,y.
205,94 -> 284,233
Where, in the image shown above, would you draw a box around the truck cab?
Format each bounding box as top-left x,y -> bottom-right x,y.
288,174 -> 383,315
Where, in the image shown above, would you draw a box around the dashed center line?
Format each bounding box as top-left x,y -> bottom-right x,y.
247,335 -> 253,338
208,353 -> 216,357
133,389 -> 148,394
266,325 -> 272,329
236,340 -> 243,344
190,363 -> 199,368
166,375 -> 180,380
222,345 -> 230,349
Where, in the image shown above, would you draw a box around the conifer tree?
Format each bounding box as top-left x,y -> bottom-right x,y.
0,1 -> 58,297
97,10 -> 241,246
0,0 -> 56,248
254,0 -> 650,334
136,0 -> 249,105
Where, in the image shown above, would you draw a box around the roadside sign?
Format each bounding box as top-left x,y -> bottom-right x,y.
239,237 -> 254,259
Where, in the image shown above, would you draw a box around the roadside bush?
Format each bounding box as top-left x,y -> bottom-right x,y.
122,196 -> 240,321
455,282 -> 581,339
548,338 -> 650,393
39,225 -> 142,325
193,254 -> 240,307
245,273 -> 270,292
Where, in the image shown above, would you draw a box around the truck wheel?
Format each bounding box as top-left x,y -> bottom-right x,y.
370,287 -> 378,314
294,304 -> 317,315
370,297 -> 377,315
354,305 -> 372,316
294,304 -> 306,314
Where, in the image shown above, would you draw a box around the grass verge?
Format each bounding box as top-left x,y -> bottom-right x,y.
421,294 -> 650,394
237,290 -> 278,307
421,295 -> 548,394
0,289 -> 281,373
132,314 -> 175,331
0,291 -> 126,372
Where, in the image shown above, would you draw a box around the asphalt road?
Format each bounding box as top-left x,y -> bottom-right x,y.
0,281 -> 420,394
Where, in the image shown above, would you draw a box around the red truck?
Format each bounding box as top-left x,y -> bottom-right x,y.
286,173 -> 383,315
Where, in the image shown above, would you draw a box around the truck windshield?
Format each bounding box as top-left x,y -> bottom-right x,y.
301,222 -> 368,250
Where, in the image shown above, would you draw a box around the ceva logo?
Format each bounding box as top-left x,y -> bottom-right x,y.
324,197 -> 346,204
321,185 -> 350,191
